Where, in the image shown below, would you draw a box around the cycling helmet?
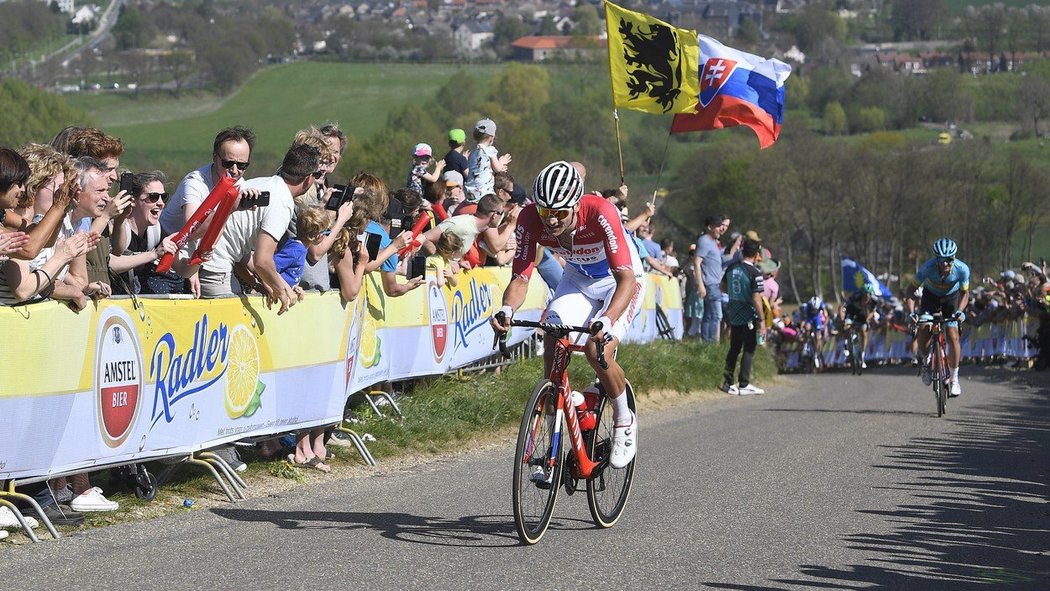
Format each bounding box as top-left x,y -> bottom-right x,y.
808,296 -> 823,310
533,161 -> 583,210
932,238 -> 957,258
862,283 -> 876,295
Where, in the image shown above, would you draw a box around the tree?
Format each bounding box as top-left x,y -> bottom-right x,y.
112,7 -> 156,51
889,0 -> 945,41
538,16 -> 559,36
160,51 -> 196,98
823,101 -> 847,134
572,5 -> 601,36
491,15 -> 531,58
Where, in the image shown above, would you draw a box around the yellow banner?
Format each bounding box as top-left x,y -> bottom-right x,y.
605,1 -> 700,114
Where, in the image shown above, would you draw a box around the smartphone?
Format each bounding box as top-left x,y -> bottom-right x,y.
324,184 -> 351,211
119,172 -> 134,194
407,254 -> 427,280
237,190 -> 270,210
366,232 -> 382,261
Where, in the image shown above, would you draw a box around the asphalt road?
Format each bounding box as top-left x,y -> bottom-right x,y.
3,366 -> 1047,590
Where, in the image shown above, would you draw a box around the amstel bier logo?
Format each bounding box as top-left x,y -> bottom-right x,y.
95,307 -> 144,448
428,281 -> 449,362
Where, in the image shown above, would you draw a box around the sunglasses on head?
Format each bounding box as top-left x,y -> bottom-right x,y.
536,206 -> 572,221
221,159 -> 250,170
142,192 -> 167,203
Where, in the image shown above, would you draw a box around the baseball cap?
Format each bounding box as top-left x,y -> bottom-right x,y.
448,128 -> 466,144
759,258 -> 780,274
443,170 -> 463,186
413,143 -> 432,157
475,118 -> 496,136
745,230 -> 761,242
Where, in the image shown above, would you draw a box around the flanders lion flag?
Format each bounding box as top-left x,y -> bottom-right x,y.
605,2 -> 700,114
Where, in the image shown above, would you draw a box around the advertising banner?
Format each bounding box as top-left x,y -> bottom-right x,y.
0,268 -> 680,481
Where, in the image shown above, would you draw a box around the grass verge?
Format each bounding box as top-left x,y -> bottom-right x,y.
1,339 -> 773,544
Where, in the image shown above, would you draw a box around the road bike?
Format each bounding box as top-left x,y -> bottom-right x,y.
495,316 -> 636,545
798,327 -> 822,374
844,319 -> 864,376
920,312 -> 951,417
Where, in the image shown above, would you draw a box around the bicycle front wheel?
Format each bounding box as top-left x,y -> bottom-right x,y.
586,382 -> 636,528
850,334 -> 863,376
512,379 -> 562,545
933,341 -> 946,417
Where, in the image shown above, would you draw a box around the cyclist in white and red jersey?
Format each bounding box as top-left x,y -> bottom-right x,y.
491,161 -> 645,469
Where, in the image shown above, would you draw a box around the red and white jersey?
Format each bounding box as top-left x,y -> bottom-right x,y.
512,195 -> 644,281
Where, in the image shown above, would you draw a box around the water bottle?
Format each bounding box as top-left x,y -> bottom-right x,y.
572,389 -> 597,431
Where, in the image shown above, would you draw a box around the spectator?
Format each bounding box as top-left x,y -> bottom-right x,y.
4,144 -> 77,262
695,214 -> 728,342
406,142 -> 444,199
428,230 -> 464,288
455,171 -> 522,266
721,238 -> 766,395
420,194 -> 505,269
194,143 -> 319,313
111,171 -> 183,295
159,127 -> 256,286
682,243 -> 703,338
443,128 -> 468,178
661,238 -> 680,273
355,180 -> 420,297
440,170 -> 466,215
65,127 -> 124,186
464,118 -> 511,203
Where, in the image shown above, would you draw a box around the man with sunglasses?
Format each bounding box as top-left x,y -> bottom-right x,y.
492,161 -> 645,469
906,238 -> 970,397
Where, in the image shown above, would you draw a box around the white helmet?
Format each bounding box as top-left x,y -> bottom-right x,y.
533,161 -> 583,210
808,296 -> 823,310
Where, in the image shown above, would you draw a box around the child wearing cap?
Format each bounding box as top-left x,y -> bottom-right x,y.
464,118 -> 511,203
406,142 -> 445,200
444,128 -> 469,177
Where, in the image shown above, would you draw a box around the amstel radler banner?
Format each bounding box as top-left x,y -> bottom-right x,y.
0,269 -> 683,481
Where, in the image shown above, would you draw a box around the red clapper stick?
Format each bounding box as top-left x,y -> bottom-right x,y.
155,176 -> 237,273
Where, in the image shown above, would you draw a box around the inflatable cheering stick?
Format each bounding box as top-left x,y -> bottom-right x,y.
155,176 -> 237,273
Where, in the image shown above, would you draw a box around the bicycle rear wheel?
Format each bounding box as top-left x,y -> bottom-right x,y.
512,380 -> 562,545
849,333 -> 861,375
586,382 -> 636,528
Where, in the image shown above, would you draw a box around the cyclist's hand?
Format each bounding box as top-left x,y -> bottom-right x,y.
491,305 -> 513,333
908,312 -> 919,324
952,310 -> 966,323
589,316 -> 613,344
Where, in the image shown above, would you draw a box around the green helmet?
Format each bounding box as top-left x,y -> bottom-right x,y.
863,283 -> 876,295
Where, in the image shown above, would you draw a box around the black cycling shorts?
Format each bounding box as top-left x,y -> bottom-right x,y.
844,304 -> 868,323
919,290 -> 962,317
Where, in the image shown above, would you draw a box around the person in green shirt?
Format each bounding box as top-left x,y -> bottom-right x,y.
721,238 -> 767,395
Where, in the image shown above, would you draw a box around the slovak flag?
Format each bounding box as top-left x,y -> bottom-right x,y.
671,35 -> 792,148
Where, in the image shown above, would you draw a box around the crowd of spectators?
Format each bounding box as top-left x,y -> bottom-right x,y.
1,116 -> 686,530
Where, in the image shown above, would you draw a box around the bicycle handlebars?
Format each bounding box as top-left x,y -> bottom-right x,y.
493,312 -> 610,370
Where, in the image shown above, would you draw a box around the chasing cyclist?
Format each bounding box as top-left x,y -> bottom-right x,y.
906,238 -> 970,397
799,296 -> 828,369
491,161 -> 645,469
841,283 -> 877,369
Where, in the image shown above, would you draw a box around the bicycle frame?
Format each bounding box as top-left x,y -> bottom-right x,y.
543,336 -> 602,480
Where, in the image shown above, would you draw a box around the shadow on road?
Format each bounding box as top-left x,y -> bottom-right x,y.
708,368 -> 1050,590
210,507 -> 593,548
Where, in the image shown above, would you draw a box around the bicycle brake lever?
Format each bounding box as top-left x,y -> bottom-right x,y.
591,321 -> 610,370
493,312 -> 511,358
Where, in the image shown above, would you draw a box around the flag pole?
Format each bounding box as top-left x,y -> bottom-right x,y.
649,124 -> 673,207
613,108 -> 625,185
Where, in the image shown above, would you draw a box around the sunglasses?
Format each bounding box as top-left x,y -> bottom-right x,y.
937,257 -> 955,264
536,206 -> 573,221
142,192 -> 167,203
311,171 -> 325,179
221,159 -> 250,170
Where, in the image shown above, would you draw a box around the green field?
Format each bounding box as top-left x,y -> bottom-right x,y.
66,61 -> 499,178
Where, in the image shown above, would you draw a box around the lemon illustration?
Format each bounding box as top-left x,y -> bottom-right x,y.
225,325 -> 260,418
359,313 -> 382,369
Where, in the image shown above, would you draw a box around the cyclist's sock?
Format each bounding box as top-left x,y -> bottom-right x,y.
612,390 -> 631,426
952,367 -> 959,381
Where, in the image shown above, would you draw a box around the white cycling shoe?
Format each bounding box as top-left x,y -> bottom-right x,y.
949,380 -> 961,398
609,411 -> 637,469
